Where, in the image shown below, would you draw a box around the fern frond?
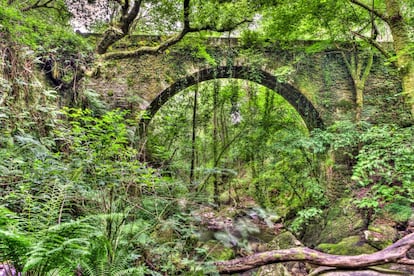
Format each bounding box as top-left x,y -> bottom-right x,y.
24,220 -> 95,273
113,267 -> 148,276
0,229 -> 32,270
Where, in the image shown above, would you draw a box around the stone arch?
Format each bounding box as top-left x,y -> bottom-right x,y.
141,66 -> 324,131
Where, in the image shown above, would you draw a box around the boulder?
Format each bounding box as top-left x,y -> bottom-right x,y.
364,224 -> 397,250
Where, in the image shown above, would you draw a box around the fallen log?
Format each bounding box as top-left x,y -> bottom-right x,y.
214,232 -> 414,273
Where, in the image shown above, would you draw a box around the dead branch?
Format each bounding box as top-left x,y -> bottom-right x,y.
214,233 -> 414,273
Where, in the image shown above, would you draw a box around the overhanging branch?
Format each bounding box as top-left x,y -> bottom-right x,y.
101,20 -> 251,60
350,31 -> 394,63
348,0 -> 389,23
99,0 -> 251,60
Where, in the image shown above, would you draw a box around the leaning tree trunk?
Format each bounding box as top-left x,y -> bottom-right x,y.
214,233 -> 414,273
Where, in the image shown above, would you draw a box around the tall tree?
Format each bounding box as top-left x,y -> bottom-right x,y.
261,0 -> 413,119
349,0 -> 414,118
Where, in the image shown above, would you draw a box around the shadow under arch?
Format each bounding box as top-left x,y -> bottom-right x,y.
140,66 -> 324,133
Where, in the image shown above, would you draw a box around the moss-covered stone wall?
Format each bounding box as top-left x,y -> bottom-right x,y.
86,38 -> 409,128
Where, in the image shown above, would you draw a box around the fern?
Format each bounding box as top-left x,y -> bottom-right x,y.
0,206 -> 32,270
0,229 -> 32,271
79,231 -> 143,276
23,220 -> 95,274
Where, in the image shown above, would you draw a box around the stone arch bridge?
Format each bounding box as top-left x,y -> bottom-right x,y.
87,37 -> 403,131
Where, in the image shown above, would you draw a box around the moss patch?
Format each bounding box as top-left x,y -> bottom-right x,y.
202,241 -> 234,260
317,236 -> 377,255
302,199 -> 364,246
364,224 -> 397,250
267,231 -> 302,250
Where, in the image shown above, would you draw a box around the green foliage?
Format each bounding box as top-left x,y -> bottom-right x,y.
260,0 -> 379,42
1,1 -> 93,109
239,30 -> 269,49
0,133 -> 70,229
0,34 -> 61,136
0,3 -> 90,53
0,207 -> 32,271
351,124 -> 414,219
23,221 -> 94,274
1,106 -> 218,274
57,108 -> 145,193
147,79 -> 328,221
1,0 -> 413,272
290,207 -> 323,235
305,121 -> 413,222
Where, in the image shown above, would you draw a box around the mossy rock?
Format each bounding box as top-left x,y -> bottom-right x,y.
202,240 -> 234,260
317,236 -> 377,255
302,199 -> 364,246
267,231 -> 302,250
364,224 -> 397,250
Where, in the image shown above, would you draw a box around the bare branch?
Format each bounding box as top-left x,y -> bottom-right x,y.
350,31 -> 393,62
339,49 -> 355,80
397,257 -> 414,265
348,0 -> 389,23
214,233 -> 414,273
183,0 -> 191,30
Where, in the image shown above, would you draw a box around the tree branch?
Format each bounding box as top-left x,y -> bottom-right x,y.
350,31 -> 393,62
214,233 -> 414,273
96,0 -> 143,54
348,0 -> 389,23
99,0 -> 251,59
21,0 -> 55,12
101,18 -> 251,60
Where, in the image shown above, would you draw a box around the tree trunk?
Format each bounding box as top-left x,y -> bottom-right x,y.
385,0 -> 414,119
190,86 -> 198,185
341,50 -> 373,123
214,233 -> 414,273
348,0 -> 413,120
213,80 -> 220,205
401,62 -> 414,119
